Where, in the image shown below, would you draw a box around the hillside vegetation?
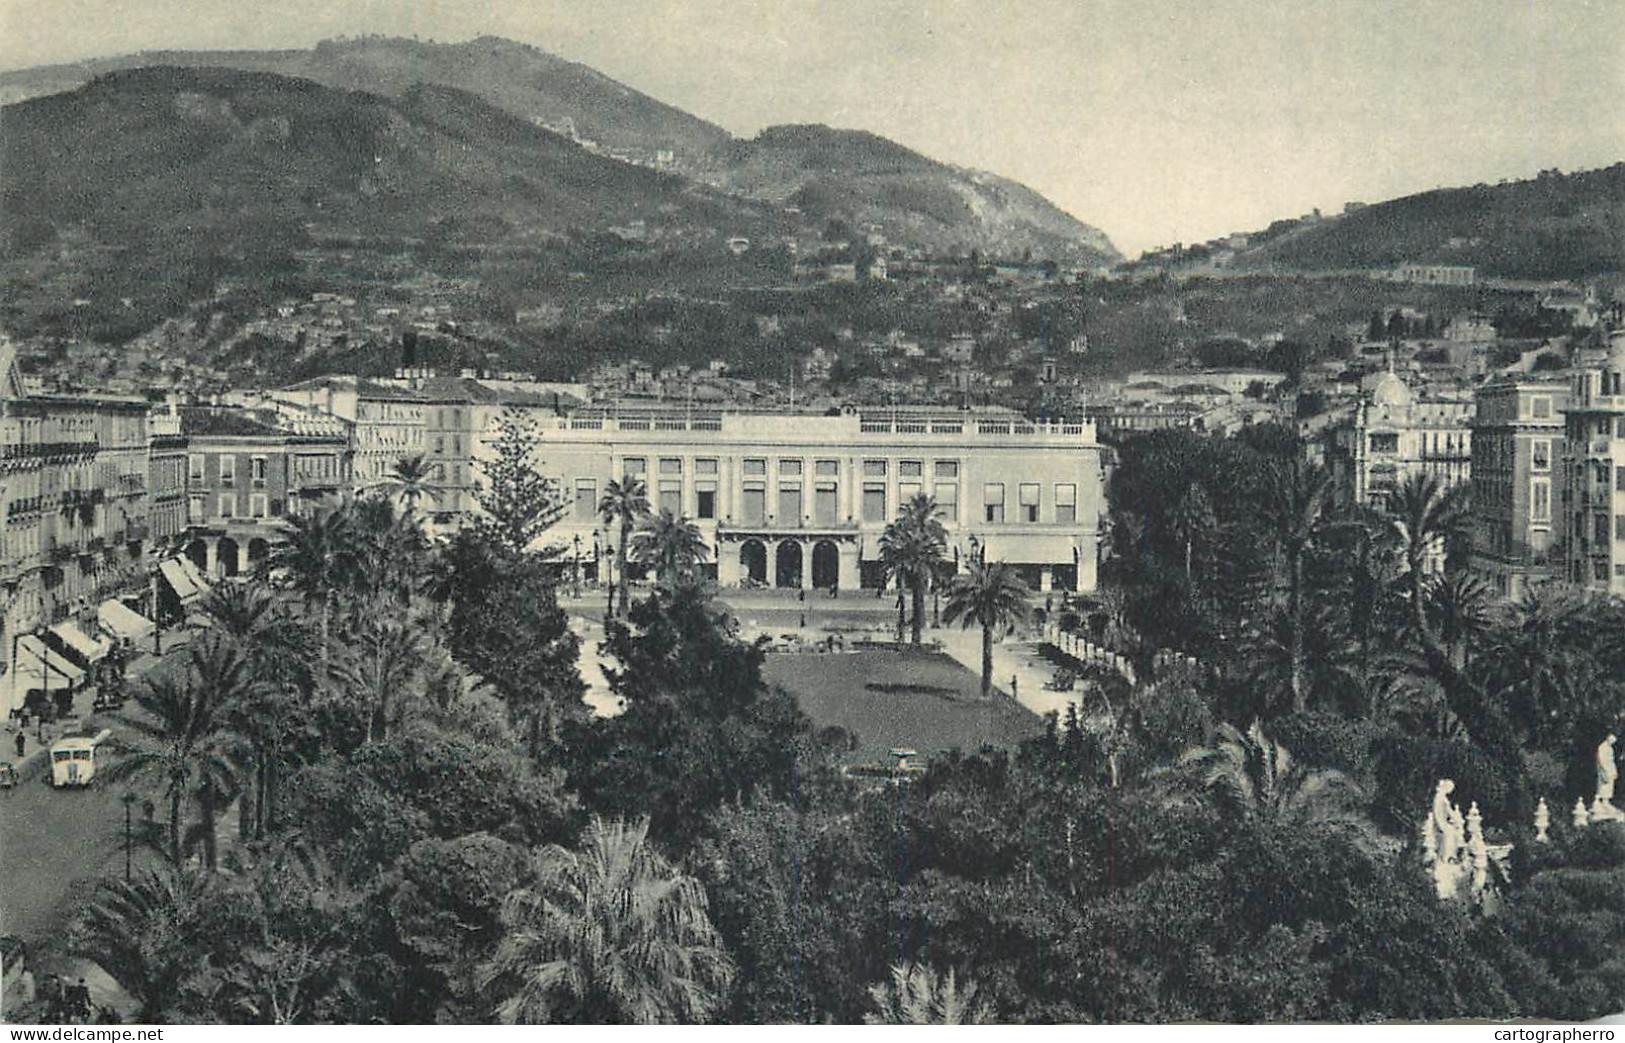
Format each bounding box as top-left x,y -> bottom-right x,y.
1238,165 -> 1625,279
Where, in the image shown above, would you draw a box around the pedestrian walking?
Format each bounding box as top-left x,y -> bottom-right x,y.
13,730 -> 23,759
1011,674 -> 1019,700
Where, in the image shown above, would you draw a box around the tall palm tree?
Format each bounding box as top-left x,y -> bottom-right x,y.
1423,571 -> 1494,671
328,607 -> 429,745
271,507 -> 354,655
381,453 -> 441,521
71,865 -> 212,1023
480,817 -> 733,1024
105,662 -> 234,868
598,476 -> 650,618
866,963 -> 991,1025
942,561 -> 1030,700
1386,471 -> 1470,638
1178,721 -> 1375,842
879,494 -> 947,644
1258,460 -> 1332,714
629,509 -> 710,585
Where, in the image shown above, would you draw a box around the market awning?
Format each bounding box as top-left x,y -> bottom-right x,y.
99,599 -> 154,642
16,635 -> 85,686
159,558 -> 202,604
977,534 -> 1079,566
49,620 -> 110,664
177,556 -> 211,591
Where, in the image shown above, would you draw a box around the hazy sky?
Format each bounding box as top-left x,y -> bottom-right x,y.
4,0 -> 1622,256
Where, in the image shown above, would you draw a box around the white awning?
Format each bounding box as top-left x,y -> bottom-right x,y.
99,599 -> 154,642
50,621 -> 110,663
177,556 -> 211,591
977,534 -> 1079,565
17,635 -> 85,685
159,558 -> 202,604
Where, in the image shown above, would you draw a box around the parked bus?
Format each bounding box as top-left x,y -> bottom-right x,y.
49,730 -> 111,789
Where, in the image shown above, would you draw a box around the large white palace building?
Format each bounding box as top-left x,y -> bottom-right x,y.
525,406 -> 1107,595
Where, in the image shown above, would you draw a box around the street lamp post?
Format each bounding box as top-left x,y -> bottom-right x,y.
572,533 -> 582,599
121,791 -> 135,881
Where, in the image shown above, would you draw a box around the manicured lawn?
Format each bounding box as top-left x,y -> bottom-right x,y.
763,649 -> 1045,764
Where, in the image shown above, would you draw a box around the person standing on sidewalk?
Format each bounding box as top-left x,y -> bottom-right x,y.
13,729 -> 23,759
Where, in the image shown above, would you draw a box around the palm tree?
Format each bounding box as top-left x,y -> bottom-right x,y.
1258,460 -> 1332,714
598,476 -> 650,618
105,663 -> 234,868
942,561 -> 1030,700
866,962 -> 991,1024
327,607 -> 429,745
480,817 -> 733,1024
629,509 -> 710,585
381,453 -> 441,520
1178,721 -> 1375,841
271,507 -> 353,656
71,865 -> 212,1023
1385,472 -> 1470,638
879,494 -> 947,644
1423,570 -> 1494,671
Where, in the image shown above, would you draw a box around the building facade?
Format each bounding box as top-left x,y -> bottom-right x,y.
272,375 -> 425,491
523,407 -> 1106,595
148,404 -> 189,551
1,346 -> 152,708
1563,342 -> 1625,595
180,407 -> 350,577
1470,378 -> 1567,598
1325,370 -> 1473,509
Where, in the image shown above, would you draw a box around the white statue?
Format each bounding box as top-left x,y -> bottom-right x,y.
1574,798 -> 1591,829
1592,735 -> 1623,822
1425,780 -> 1467,899
1534,798 -> 1550,843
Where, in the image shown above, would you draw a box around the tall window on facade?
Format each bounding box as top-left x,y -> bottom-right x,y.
814,483 -> 838,525
934,482 -> 958,522
220,456 -> 236,486
252,457 -> 268,485
188,496 -> 204,524
778,484 -> 802,523
188,454 -> 204,484
862,483 -> 887,522
575,479 -> 596,521
1616,515 -> 1625,541
742,486 -> 766,526
984,483 -> 1005,523
250,495 -> 268,519
1531,440 -> 1551,472
696,487 -> 717,520
1055,483 -> 1077,524
1019,483 -> 1040,522
219,494 -> 236,519
1531,478 -> 1551,523
660,481 -> 682,516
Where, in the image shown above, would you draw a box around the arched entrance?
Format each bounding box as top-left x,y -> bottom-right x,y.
740,540 -> 767,586
186,540 -> 209,572
217,537 -> 241,578
248,538 -> 271,570
774,541 -> 803,589
811,540 -> 840,590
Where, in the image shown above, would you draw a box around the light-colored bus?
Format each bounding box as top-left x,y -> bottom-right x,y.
49,729 -> 111,789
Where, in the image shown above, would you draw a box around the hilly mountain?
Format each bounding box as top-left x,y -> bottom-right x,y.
1234,164 -> 1625,279
0,35 -> 1118,266
0,35 -> 730,162
0,65 -> 790,341
709,124 -> 1118,263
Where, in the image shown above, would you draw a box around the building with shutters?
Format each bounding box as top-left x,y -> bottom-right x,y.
523,405 -> 1106,595
1469,378 -> 1567,598
1563,339 -> 1625,595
